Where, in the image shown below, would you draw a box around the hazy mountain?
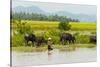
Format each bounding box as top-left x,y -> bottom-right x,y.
12,6 -> 45,14
12,6 -> 96,22
54,11 -> 96,22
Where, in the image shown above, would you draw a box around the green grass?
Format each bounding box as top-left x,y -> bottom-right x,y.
11,20 -> 96,52
12,20 -> 96,31
12,46 -> 47,52
12,44 -> 96,52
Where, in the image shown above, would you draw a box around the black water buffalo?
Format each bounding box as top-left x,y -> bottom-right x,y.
24,33 -> 47,47
60,33 -> 75,45
24,33 -> 36,46
90,36 -> 96,44
35,36 -> 47,46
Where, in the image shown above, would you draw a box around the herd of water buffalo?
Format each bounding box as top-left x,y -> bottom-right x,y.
24,33 -> 96,47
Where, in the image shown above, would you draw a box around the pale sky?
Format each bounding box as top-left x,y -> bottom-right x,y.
12,0 -> 97,15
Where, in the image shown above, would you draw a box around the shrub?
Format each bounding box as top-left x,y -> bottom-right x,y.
58,16 -> 71,31
43,30 -> 60,44
91,31 -> 96,35
12,33 -> 25,47
58,22 -> 71,30
15,21 -> 33,34
75,34 -> 90,44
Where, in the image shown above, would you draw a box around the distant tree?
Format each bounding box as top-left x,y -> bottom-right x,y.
58,16 -> 71,31
12,12 -> 79,22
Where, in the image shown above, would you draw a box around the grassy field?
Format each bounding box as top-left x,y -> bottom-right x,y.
12,20 -> 96,31
11,20 -> 96,52
12,44 -> 96,52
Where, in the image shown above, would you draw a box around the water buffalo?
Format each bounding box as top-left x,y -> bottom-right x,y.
35,36 -> 47,46
60,33 -> 75,45
90,36 -> 96,44
24,33 -> 36,46
24,33 -> 47,47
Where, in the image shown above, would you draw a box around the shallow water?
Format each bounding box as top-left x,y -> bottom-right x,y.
12,48 -> 96,67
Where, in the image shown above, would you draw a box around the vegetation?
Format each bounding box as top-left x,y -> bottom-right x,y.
12,12 -> 79,22
11,20 -> 96,48
11,12 -> 96,52
12,44 -> 96,52
58,16 -> 71,30
12,20 -> 96,31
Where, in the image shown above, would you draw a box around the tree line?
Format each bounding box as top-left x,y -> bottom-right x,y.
11,12 -> 79,22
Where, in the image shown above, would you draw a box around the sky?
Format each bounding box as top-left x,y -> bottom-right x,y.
12,0 -> 97,15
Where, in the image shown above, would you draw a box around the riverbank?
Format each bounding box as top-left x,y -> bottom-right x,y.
11,44 -> 96,52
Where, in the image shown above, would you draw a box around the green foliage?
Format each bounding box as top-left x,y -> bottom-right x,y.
11,19 -> 16,23
12,21 -> 96,31
91,31 -> 96,35
12,33 -> 25,47
75,34 -> 90,44
58,16 -> 71,31
43,30 -> 60,44
12,12 -> 79,22
58,22 -> 71,30
15,21 -> 33,34
11,20 -> 96,47
12,44 -> 96,52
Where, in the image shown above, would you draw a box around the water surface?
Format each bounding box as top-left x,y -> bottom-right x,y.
12,48 -> 96,67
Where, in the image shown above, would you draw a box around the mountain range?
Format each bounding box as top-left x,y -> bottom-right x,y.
12,6 -> 96,22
